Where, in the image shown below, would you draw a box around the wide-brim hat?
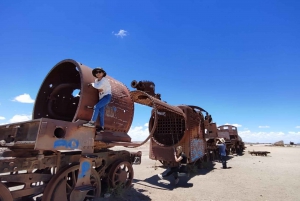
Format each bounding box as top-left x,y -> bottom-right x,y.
219,138 -> 226,143
92,67 -> 106,77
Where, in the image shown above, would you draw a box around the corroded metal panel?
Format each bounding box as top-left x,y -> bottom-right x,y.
131,86 -> 207,165
0,120 -> 41,148
190,138 -> 206,162
218,131 -> 231,140
34,118 -> 95,153
218,125 -> 238,136
33,59 -> 134,133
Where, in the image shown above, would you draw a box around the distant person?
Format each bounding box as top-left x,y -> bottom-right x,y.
216,138 -> 227,169
157,146 -> 187,185
236,144 -> 241,155
83,67 -> 112,132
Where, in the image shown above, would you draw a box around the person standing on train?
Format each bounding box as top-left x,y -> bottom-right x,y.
83,67 -> 112,132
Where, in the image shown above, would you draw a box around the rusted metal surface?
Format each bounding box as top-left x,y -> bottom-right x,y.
131,80 -> 161,99
130,82 -> 207,167
0,148 -> 141,200
108,160 -> 134,188
0,119 -> 41,148
33,59 -> 134,134
0,59 -> 143,200
218,125 -> 238,140
0,182 -> 13,201
69,157 -> 95,201
1,58 -> 246,200
130,90 -> 183,148
131,81 -> 246,166
217,125 -> 245,154
34,118 -> 95,153
1,172 -> 52,199
41,163 -> 100,201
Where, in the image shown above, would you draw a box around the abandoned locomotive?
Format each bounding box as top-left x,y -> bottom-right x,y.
0,59 -> 245,201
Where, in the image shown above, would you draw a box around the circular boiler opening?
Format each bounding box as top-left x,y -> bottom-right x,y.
150,110 -> 185,146
33,61 -> 81,122
54,127 -> 66,138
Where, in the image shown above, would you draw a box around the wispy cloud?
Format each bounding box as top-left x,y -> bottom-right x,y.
258,126 -> 270,128
113,29 -> 128,38
12,93 -> 35,103
0,116 -> 5,120
224,123 -> 242,127
296,126 -> 300,129
9,114 -> 31,123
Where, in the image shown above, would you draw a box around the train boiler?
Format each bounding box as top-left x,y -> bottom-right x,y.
130,81 -> 208,167
0,59 -> 142,201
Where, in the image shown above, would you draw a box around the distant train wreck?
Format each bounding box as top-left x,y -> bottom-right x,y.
130,81 -> 245,167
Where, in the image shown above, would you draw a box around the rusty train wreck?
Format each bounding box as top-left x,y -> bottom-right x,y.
0,59 -> 143,201
133,95 -> 246,166
0,59 -> 245,201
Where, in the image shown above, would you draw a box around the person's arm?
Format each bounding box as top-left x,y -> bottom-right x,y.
174,152 -> 183,162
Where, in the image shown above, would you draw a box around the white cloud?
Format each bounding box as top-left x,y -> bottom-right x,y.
224,123 -> 242,127
12,94 -> 35,103
0,116 -> 5,120
296,126 -> 300,129
9,114 -> 31,123
258,126 -> 270,128
238,129 -> 300,143
128,124 -> 149,142
288,131 -> 300,135
113,29 -> 128,38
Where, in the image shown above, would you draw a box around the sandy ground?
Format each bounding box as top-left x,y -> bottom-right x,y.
99,143 -> 300,201
2,144 -> 299,201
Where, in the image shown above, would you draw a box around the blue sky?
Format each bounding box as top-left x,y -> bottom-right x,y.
0,0 -> 299,143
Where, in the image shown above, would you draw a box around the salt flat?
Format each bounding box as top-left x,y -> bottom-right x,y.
102,143 -> 300,201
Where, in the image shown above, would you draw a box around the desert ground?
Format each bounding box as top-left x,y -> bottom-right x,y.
100,143 -> 300,201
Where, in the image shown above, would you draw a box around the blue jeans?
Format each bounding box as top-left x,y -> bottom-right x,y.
163,165 -> 187,179
91,94 -> 112,127
221,155 -> 227,168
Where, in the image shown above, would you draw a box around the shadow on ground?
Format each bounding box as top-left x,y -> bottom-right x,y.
95,158 -> 235,200
131,162 -> 217,192
95,187 -> 151,201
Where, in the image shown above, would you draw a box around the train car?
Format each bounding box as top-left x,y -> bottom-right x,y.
130,82 -> 209,167
217,125 -> 245,154
0,59 -> 143,201
0,59 -> 246,200
130,82 -> 246,166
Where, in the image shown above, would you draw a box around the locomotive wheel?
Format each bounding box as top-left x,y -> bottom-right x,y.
0,183 -> 13,201
108,161 -> 133,189
41,164 -> 101,201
